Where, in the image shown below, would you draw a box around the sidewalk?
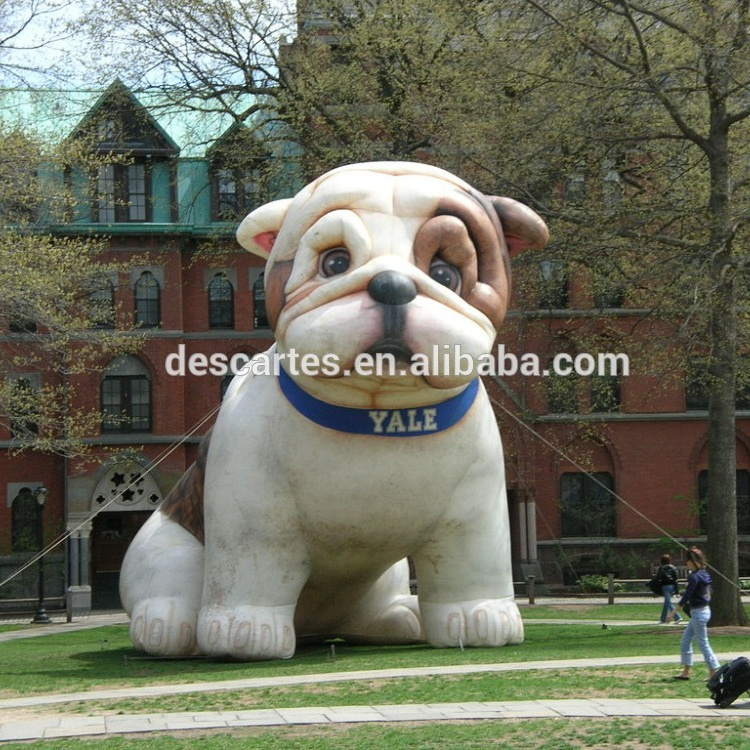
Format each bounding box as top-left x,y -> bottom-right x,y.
2,696 -> 749,742
1,611 -> 747,743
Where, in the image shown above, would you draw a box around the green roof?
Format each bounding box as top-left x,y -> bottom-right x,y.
0,79 -> 266,158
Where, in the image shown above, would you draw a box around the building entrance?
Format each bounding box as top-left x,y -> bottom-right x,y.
91,511 -> 151,609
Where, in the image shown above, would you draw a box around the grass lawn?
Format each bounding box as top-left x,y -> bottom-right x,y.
1,604 -> 748,749
0,621 -> 724,698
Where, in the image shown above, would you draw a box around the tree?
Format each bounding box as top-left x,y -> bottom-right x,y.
0,125 -> 143,455
76,0 -> 300,187
75,0 -> 750,622
501,0 -> 750,625
0,0 -> 87,86
77,0 -> 485,178
0,7 -> 145,456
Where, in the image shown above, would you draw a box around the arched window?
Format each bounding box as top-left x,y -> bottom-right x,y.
101,356 -> 152,433
560,472 -> 616,538
134,271 -> 160,328
698,470 -> 750,535
208,273 -> 234,329
89,278 -> 116,329
253,273 -> 269,329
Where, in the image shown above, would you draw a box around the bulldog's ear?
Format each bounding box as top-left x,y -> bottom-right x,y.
489,197 -> 549,258
236,198 -> 293,259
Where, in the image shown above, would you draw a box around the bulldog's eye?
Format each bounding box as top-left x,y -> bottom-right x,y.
429,259 -> 461,292
320,248 -> 351,277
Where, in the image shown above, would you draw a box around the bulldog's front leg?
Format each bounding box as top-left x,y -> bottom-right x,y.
196,455 -> 311,660
197,520 -> 310,660
413,490 -> 523,649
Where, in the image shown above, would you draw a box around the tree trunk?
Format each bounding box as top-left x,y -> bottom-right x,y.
704,122 -> 748,626
706,257 -> 747,625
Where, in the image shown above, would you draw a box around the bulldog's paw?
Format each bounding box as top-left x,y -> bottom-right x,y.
420,597 -> 524,648
373,595 -> 424,642
344,594 -> 424,643
197,604 -> 296,660
130,597 -> 199,656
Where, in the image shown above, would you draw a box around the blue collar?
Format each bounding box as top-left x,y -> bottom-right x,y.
278,367 -> 479,436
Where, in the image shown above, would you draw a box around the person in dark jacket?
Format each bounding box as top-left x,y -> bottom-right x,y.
673,547 -> 720,680
656,553 -> 683,625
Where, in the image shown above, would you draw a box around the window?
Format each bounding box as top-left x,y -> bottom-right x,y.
208,273 -> 234,329
538,260 -> 568,309
590,375 -> 621,413
560,472 -> 616,537
685,360 -> 709,410
547,371 -> 578,414
9,316 -> 37,333
602,167 -> 623,209
101,356 -> 152,433
697,470 -> 750,535
564,175 -> 586,203
9,376 -> 39,438
11,487 -> 39,552
737,359 -> 750,410
220,373 -> 234,399
96,162 -> 149,222
213,166 -> 266,221
593,270 -> 625,309
253,273 -> 269,329
686,358 -> 750,411
134,271 -> 160,328
210,129 -> 270,222
89,278 -> 116,329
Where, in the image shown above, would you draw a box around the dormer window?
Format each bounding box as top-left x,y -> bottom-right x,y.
97,162 -> 149,222
209,125 -> 270,222
213,165 -> 265,221
67,80 -> 178,225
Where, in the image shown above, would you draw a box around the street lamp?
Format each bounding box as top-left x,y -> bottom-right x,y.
31,486 -> 51,625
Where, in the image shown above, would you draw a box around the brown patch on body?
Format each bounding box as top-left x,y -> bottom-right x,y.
264,259 -> 293,331
415,192 -> 509,329
160,430 -> 212,544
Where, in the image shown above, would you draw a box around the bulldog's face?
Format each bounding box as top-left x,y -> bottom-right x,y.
238,162 -> 548,407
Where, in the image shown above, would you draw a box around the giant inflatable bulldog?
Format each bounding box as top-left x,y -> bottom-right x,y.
120,162 -> 548,660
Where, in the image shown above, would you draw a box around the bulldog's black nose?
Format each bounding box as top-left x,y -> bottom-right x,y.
367,271 -> 417,306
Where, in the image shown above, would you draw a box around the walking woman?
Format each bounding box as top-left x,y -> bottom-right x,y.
656,553 -> 683,624
672,547 -> 720,680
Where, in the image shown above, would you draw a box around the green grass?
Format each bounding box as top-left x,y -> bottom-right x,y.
0,616 -> 743,699
71,664 -> 712,716
1,718 -> 750,750
2,606 -> 749,749
518,602 -> 661,620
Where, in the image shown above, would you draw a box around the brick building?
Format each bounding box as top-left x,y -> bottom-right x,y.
2,77 -> 749,614
281,1 -> 750,588
1,81 -> 283,609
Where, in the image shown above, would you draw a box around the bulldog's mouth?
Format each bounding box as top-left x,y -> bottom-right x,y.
366,339 -> 414,365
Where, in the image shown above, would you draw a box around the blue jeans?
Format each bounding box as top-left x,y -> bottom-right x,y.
660,584 -> 680,623
680,605 -> 720,670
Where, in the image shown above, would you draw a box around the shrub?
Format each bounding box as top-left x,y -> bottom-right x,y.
578,574 -> 623,593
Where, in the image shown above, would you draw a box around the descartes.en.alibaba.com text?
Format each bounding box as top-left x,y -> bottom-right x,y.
164,344 -> 629,379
